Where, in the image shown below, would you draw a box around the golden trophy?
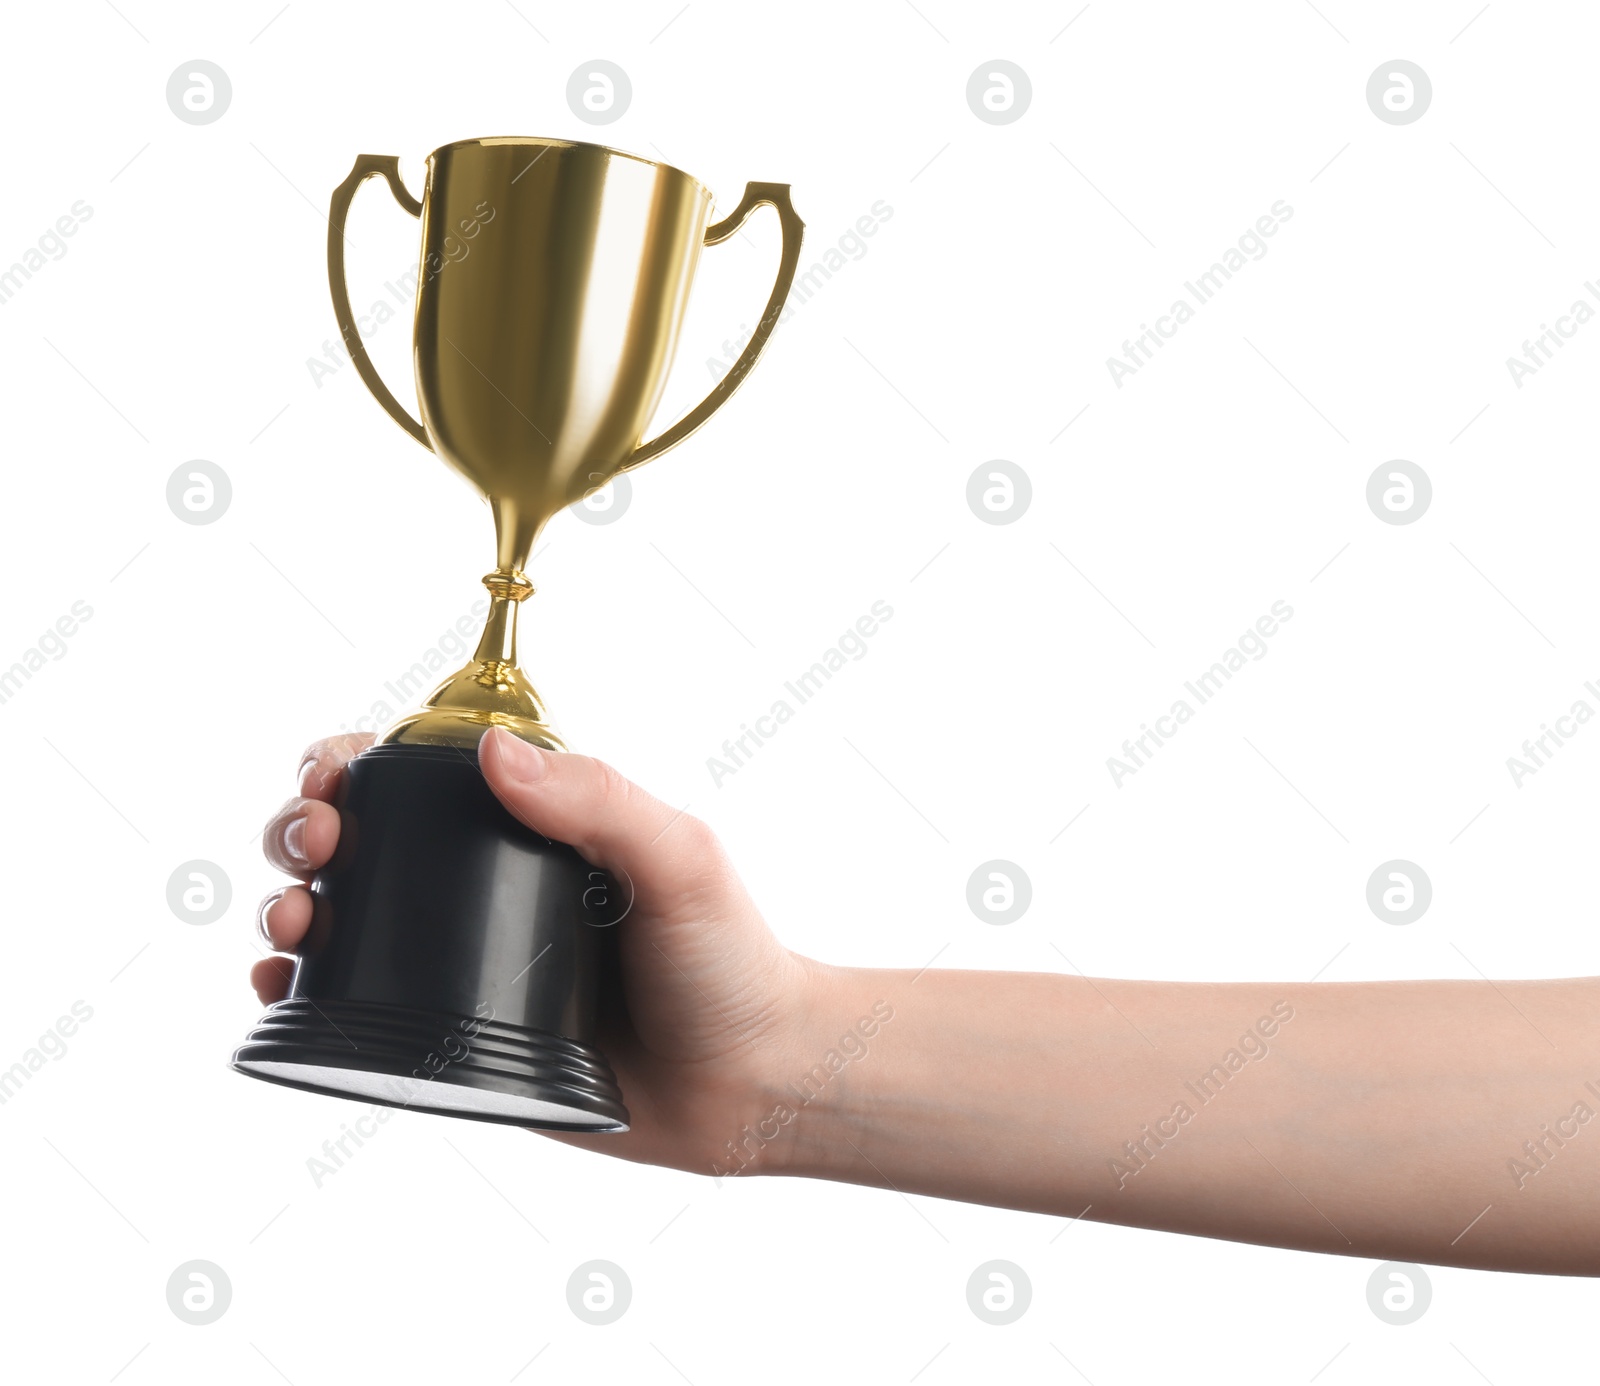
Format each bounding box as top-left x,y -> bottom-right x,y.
233,138 -> 803,1129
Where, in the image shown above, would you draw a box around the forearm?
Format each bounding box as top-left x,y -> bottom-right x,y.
777,964 -> 1600,1275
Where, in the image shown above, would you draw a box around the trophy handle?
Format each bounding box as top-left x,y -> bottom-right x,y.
617,182 -> 805,475
327,154 -> 432,451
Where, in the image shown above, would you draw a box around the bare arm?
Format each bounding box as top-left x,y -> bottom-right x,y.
254,730 -> 1600,1276
779,967 -> 1600,1275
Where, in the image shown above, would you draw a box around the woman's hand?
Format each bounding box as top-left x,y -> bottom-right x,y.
250,733 -> 1600,1274
252,726 -> 829,1176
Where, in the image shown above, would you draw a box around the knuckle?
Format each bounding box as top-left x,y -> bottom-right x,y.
260,798 -> 290,837
298,731 -> 371,778
676,811 -> 719,853
261,797 -> 308,855
591,757 -> 634,815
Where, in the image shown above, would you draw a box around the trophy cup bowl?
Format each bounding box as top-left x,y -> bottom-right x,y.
232,138 -> 803,1129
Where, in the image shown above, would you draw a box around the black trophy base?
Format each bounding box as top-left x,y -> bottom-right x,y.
232,742 -> 629,1132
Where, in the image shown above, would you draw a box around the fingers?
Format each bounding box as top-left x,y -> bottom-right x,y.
260,733 -> 368,877
261,797 -> 341,878
250,956 -> 294,1004
256,886 -> 312,952
249,734 -> 370,1002
477,726 -> 741,919
296,732 -> 374,802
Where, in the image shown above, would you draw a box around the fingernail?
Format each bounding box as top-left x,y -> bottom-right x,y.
484,726 -> 547,783
282,815 -> 309,869
256,890 -> 285,948
297,754 -> 321,794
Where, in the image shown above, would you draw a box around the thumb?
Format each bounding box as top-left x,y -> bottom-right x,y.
477,726 -> 743,923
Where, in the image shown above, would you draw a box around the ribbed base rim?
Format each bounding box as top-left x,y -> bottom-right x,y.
232,999 -> 629,1132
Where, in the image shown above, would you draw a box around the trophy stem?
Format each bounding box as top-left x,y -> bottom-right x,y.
374,566 -> 564,750
473,568 -> 533,666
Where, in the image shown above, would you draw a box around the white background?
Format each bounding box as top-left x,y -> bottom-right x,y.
1,0 -> 1596,1381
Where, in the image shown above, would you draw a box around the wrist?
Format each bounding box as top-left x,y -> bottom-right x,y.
751,959 -> 895,1181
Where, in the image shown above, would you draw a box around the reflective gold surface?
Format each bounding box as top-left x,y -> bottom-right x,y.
326,138 -> 804,749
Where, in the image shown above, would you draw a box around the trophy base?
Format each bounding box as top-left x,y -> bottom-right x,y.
231,741 -> 629,1132
234,998 -> 628,1131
